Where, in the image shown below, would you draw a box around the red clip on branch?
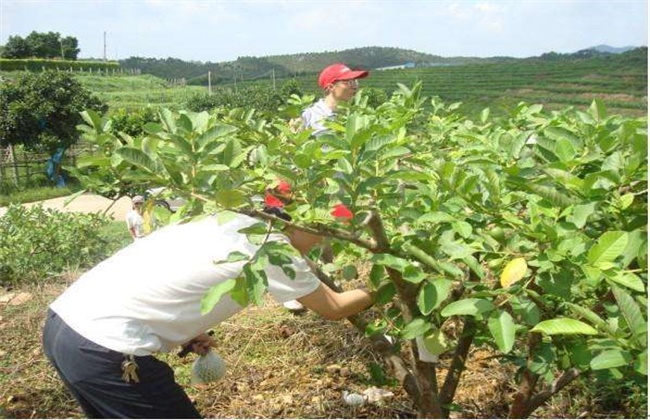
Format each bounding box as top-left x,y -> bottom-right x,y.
331,203 -> 354,220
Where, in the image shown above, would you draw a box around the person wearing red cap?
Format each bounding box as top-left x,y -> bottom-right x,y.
300,63 -> 369,135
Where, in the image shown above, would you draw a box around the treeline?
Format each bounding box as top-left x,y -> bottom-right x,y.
119,46 -> 501,85
119,45 -> 646,87
536,46 -> 647,62
1,31 -> 80,60
0,59 -> 121,73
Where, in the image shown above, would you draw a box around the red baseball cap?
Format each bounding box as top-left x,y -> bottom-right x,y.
318,63 -> 369,89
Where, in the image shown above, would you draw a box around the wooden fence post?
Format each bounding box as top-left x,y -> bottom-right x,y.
9,144 -> 19,185
0,147 -> 4,184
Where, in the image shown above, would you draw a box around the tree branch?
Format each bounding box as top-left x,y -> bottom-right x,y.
439,316 -> 476,414
526,368 -> 581,416
305,259 -> 422,406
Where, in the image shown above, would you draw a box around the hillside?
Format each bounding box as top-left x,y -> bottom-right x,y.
119,46 -> 516,83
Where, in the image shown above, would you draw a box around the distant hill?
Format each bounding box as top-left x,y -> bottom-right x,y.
588,44 -> 638,54
118,45 -> 644,85
118,46 -> 514,85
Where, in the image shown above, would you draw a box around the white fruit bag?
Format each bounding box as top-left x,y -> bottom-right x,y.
190,350 -> 227,385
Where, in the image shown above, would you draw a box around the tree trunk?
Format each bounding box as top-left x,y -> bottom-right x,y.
508,368 -> 581,418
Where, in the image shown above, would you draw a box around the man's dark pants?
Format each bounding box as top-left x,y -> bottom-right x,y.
42,309 -> 201,418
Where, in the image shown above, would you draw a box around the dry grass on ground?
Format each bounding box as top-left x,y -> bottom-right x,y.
0,276 -> 640,419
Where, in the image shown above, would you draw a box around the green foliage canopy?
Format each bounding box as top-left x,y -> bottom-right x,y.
0,205 -> 114,286
0,71 -> 106,153
71,86 -> 647,417
2,31 -> 79,60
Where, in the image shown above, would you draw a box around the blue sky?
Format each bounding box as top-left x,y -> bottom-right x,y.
1,0 -> 647,62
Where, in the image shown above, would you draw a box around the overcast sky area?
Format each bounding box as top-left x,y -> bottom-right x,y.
1,0 -> 648,62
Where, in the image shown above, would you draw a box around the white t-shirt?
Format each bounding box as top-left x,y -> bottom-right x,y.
125,209 -> 145,238
301,99 -> 334,135
50,213 -> 321,356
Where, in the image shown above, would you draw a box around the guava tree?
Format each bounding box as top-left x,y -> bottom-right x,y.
71,85 -> 647,418
0,71 -> 105,153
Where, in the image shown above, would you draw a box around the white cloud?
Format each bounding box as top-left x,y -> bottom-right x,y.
1,0 -> 646,61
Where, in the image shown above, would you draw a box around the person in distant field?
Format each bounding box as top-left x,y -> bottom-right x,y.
284,63 -> 370,312
42,188 -> 375,418
300,62 -> 369,136
126,195 -> 146,241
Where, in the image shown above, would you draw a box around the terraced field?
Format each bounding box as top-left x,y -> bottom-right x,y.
3,49 -> 644,119
75,74 -> 205,110
287,50 -> 648,118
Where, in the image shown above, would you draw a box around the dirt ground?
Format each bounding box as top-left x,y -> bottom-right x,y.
0,193 -> 133,221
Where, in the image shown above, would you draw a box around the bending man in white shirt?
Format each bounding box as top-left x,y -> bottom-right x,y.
43,208 -> 374,418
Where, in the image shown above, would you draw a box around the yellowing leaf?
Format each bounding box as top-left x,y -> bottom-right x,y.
500,257 -> 528,288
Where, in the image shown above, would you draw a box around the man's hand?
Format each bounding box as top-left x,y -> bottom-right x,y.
178,332 -> 215,357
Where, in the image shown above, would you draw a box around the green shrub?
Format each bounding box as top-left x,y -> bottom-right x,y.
108,106 -> 160,138
0,205 -> 114,286
0,185 -> 82,206
185,84 -> 286,116
0,58 -> 120,72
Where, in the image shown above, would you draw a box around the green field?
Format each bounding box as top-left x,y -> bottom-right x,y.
75,74 -> 206,111
3,49 -> 645,119
267,51 -> 648,118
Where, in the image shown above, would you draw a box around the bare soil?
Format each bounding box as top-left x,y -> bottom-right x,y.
2,277 -> 634,419
0,194 -> 133,221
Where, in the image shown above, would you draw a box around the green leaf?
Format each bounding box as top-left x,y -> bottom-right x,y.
168,134 -> 194,156
567,202 -> 597,229
417,282 -> 436,315
402,264 -> 427,283
214,251 -> 249,265
433,261 -> 465,278
200,279 -> 236,314
488,310 -> 516,353
607,272 -> 645,293
526,183 -> 575,207
422,329 -> 448,355
80,109 -> 101,130
417,278 -> 453,316
482,169 -> 501,202
237,222 -> 269,235
335,157 -> 354,174
244,263 -> 267,306
214,189 -> 247,208
115,147 -> 160,174
369,264 -> 385,288
619,193 -> 634,210
452,221 -> 472,238
375,282 -> 396,306
588,98 -> 608,121
565,303 -> 609,332
363,134 -> 395,152
342,265 -> 358,280
587,231 -> 628,265
416,211 -> 456,224
400,318 -> 432,340
590,349 -> 632,370
480,107 -> 490,124
222,138 -> 242,167
531,318 -> 598,335
370,254 -> 409,272
612,286 -> 647,339
634,349 -> 647,375
441,298 -> 494,317
555,138 -> 577,162
76,155 -> 111,169
159,108 -> 177,133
